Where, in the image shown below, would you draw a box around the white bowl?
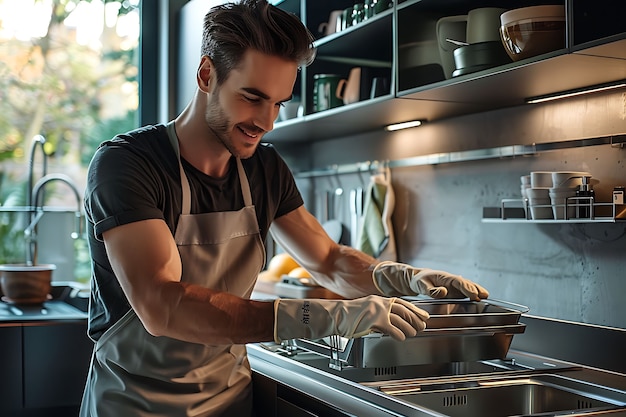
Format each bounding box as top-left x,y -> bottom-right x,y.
530,171 -> 553,188
528,198 -> 553,219
551,171 -> 592,188
526,187 -> 550,199
520,175 -> 530,185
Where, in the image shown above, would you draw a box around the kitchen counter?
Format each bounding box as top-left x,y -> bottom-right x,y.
248,315 -> 626,417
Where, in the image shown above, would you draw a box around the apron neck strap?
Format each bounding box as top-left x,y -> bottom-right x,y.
167,121 -> 192,215
166,122 -> 254,214
235,158 -> 252,207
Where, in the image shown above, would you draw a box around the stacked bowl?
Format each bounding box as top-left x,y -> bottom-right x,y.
524,171 -> 596,220
550,171 -> 596,219
499,5 -> 566,62
526,171 -> 553,219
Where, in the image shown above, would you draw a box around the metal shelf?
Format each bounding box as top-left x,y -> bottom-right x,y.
482,198 -> 625,224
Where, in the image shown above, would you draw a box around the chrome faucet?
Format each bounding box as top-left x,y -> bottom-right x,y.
23,173 -> 83,266
27,135 -> 48,209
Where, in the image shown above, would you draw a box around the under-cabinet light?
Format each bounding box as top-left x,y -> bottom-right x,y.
526,80 -> 626,104
385,120 -> 423,131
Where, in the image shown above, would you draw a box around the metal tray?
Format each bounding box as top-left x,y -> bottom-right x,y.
290,299 -> 528,369
406,298 -> 529,329
291,323 -> 526,369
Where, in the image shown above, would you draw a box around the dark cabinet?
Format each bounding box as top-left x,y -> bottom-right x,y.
0,326 -> 24,410
0,320 -> 92,416
23,322 -> 92,409
253,371 -> 357,417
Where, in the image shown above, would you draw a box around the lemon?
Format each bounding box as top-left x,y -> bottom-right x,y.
267,253 -> 300,276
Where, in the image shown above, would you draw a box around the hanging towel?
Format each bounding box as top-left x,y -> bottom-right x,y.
357,166 -> 397,261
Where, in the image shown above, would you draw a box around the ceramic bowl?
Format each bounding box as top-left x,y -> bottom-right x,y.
551,171 -> 592,188
549,188 -> 577,220
530,171 -> 553,188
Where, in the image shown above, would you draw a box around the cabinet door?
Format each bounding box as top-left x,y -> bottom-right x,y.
0,326 -> 23,411
277,398 -> 319,417
23,321 -> 93,409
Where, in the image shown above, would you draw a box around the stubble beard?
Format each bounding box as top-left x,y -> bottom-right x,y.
205,91 -> 257,160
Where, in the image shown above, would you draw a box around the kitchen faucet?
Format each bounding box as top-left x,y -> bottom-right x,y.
27,135 -> 48,209
23,173 -> 83,266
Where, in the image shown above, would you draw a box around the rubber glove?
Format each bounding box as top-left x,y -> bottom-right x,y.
274,295 -> 430,343
372,261 -> 489,301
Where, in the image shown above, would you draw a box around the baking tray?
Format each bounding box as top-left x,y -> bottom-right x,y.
289,299 -> 528,369
406,298 -> 529,328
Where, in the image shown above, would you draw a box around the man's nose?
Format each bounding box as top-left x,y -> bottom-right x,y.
255,104 -> 278,133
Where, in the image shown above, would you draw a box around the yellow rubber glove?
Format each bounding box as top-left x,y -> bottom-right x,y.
372,261 -> 489,301
274,295 -> 430,343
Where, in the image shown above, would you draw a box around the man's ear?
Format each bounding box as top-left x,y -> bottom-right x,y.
197,56 -> 214,93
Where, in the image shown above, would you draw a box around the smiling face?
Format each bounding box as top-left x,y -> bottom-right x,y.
204,49 -> 298,159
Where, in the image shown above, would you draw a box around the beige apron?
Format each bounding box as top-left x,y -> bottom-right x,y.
80,122 -> 266,417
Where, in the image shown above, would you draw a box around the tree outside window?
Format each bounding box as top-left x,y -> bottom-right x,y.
0,0 -> 140,281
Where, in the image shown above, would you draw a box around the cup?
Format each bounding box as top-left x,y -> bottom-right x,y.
336,68 -> 362,105
370,76 -> 390,98
318,10 -> 343,37
313,74 -> 343,112
466,8 -> 508,44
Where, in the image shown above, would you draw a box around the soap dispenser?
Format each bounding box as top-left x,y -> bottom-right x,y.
576,176 -> 595,218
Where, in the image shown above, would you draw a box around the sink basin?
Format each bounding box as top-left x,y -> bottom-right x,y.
286,351 -> 519,383
387,373 -> 626,417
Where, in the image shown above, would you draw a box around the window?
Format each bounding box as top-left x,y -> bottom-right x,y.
0,0 -> 140,282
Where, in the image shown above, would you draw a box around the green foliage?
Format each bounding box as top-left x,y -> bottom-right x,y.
0,0 -> 139,277
0,175 -> 27,264
81,109 -> 137,165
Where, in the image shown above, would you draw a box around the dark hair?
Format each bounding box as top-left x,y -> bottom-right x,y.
201,0 -> 316,84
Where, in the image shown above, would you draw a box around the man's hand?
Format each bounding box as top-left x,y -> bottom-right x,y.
372,261 -> 489,301
274,295 -> 430,343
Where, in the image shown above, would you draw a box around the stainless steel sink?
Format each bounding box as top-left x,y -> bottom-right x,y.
384,373 -> 626,417
283,350 -> 520,383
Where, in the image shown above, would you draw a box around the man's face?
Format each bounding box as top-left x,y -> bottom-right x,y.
205,49 -> 298,159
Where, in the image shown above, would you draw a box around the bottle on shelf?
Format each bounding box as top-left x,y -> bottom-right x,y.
575,176 -> 595,218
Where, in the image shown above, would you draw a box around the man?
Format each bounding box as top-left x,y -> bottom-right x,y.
79,1 -> 489,416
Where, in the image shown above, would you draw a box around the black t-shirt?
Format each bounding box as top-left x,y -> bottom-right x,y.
84,123 -> 303,341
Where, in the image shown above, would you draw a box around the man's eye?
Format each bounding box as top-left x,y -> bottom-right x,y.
277,102 -> 286,108
243,95 -> 260,103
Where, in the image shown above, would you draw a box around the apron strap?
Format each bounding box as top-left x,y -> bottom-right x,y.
236,158 -> 253,207
167,121 -> 253,212
166,121 -> 192,215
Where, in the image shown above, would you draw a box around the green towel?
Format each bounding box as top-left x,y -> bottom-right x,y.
357,168 -> 396,261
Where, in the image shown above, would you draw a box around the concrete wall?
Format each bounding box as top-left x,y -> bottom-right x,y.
277,88 -> 626,329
